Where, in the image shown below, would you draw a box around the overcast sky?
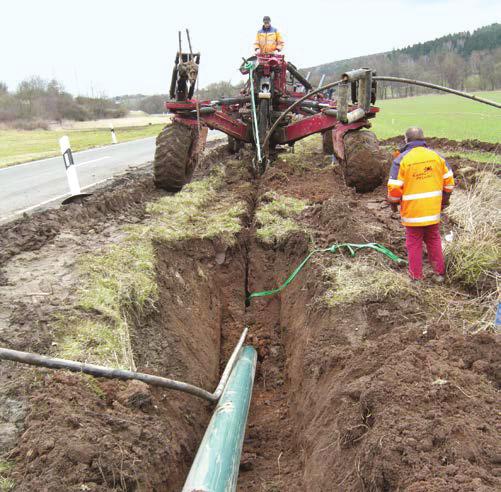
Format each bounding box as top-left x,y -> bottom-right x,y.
1,0 -> 499,96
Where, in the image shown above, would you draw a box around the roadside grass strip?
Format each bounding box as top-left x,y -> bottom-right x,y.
54,164 -> 246,370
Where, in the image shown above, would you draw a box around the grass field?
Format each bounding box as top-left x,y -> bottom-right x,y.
372,91 -> 501,142
1,91 -> 499,169
0,124 -> 166,168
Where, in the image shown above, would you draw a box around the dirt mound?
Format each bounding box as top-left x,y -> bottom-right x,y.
10,370 -> 210,491
8,239 -> 242,491
381,136 -> 500,155
282,256 -> 500,491
343,131 -> 389,193
0,169 -> 159,267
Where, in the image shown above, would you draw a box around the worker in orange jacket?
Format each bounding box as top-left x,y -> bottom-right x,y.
387,127 -> 455,282
254,16 -> 284,54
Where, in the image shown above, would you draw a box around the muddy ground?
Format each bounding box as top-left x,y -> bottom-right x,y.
0,136 -> 499,491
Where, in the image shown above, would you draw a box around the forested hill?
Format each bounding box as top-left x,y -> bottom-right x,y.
397,23 -> 500,58
303,23 -> 501,97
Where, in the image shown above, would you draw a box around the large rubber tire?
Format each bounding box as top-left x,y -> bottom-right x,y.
154,123 -> 194,191
343,130 -> 387,193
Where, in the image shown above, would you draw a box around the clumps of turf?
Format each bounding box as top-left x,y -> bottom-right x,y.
278,135 -> 331,174
445,170 -> 500,292
145,167 -> 246,245
0,461 -> 14,492
54,165 -> 247,370
56,318 -> 137,370
56,240 -> 156,370
321,258 -> 417,307
255,191 -> 309,245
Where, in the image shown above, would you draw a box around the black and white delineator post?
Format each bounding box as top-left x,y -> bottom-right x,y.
59,136 -> 91,204
110,123 -> 118,144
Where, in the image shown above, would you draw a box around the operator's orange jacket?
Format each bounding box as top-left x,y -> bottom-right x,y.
254,26 -> 284,53
387,140 -> 455,227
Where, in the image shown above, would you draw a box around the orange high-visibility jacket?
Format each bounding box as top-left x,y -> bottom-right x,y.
387,140 -> 454,227
254,26 -> 284,53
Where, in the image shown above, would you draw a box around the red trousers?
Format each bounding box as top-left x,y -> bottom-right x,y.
405,223 -> 445,280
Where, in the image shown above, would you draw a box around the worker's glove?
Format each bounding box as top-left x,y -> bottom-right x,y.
390,202 -> 399,212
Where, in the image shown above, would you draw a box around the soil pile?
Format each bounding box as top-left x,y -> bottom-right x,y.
381,136 -> 500,155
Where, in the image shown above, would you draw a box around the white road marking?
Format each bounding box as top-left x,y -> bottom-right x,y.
76,156 -> 110,167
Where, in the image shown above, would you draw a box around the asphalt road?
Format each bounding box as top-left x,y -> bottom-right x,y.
0,132 -> 223,223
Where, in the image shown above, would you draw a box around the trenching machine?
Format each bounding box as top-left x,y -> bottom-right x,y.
154,34 -> 382,191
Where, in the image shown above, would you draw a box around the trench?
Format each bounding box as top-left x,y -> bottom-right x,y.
124,160 -> 312,488
6,141 -> 499,491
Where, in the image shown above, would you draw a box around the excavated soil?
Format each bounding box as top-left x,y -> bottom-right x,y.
0,138 -> 499,491
380,136 -> 500,155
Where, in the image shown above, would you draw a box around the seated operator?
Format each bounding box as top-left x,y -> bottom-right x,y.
254,16 -> 284,54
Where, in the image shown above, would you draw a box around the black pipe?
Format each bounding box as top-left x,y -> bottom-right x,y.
216,96 -> 251,106
373,76 -> 501,109
263,74 -> 501,150
287,63 -> 313,91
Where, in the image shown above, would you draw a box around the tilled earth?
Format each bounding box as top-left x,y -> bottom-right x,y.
0,137 -> 499,491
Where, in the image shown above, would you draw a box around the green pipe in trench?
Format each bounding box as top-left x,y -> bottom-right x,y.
182,346 -> 257,492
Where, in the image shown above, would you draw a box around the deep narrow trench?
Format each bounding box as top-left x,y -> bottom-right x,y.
212,167 -> 307,490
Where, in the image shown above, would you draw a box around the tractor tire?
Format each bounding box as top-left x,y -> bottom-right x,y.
154,122 -> 195,191
343,130 -> 387,193
322,130 -> 334,155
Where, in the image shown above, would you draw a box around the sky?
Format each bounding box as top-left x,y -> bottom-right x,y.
1,0 -> 500,97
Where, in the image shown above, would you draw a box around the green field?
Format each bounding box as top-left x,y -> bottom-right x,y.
0,124 -> 165,168
1,91 -> 499,169
371,91 -> 501,143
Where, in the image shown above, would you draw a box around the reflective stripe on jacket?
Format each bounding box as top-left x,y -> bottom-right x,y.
387,140 -> 455,227
254,26 -> 284,53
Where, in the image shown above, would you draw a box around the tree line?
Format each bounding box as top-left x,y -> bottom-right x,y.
116,80 -> 246,115
304,23 -> 501,99
3,24 -> 498,127
120,23 -> 501,113
0,76 -> 127,128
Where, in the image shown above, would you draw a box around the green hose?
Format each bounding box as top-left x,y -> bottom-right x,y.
247,242 -> 406,301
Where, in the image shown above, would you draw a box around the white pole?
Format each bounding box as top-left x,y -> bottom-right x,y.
110,123 -> 118,144
59,136 -> 81,196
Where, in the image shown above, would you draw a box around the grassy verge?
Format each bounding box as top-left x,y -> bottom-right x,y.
445,169 -> 500,294
144,166 -> 246,245
443,150 -> 501,165
321,258 -> 417,307
372,91 -> 501,142
0,124 -> 166,168
54,164 -> 246,370
318,253 -> 496,333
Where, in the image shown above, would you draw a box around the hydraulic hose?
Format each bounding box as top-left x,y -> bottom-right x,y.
373,77 -> 501,109
0,327 -> 249,403
262,79 -> 342,150
262,76 -> 501,152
